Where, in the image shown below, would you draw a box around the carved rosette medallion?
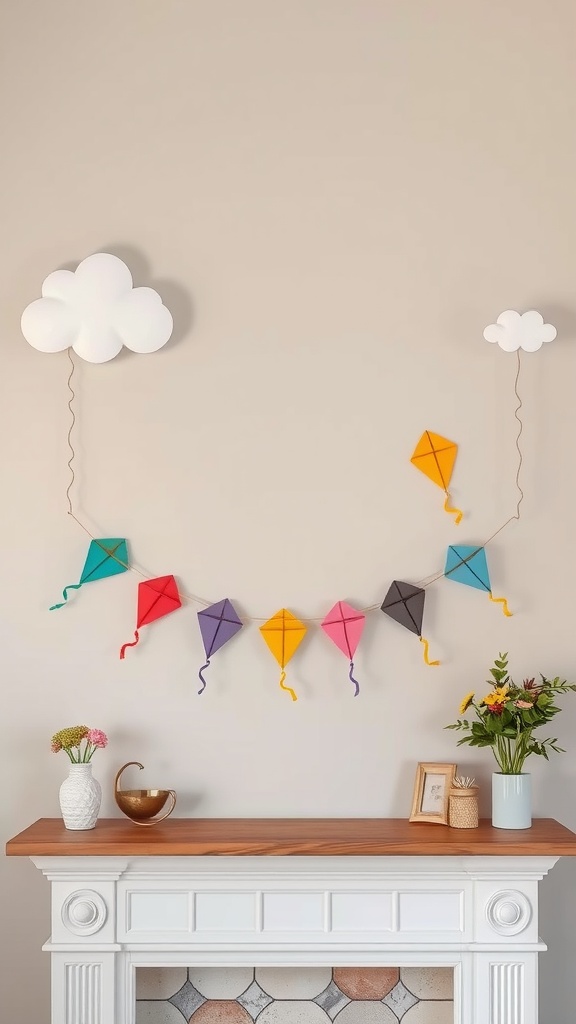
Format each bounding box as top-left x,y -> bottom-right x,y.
61,889 -> 107,936
486,890 -> 532,936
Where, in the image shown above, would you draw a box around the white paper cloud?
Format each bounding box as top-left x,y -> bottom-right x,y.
483,310 -> 557,352
21,252 -> 174,363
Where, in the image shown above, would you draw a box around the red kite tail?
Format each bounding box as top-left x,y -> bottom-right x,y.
489,593 -> 512,617
49,582 -> 82,611
348,660 -> 360,696
120,630 -> 140,659
420,636 -> 440,666
198,659 -> 211,695
279,670 -> 297,702
443,491 -> 463,524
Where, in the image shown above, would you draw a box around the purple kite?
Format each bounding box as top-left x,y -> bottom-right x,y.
197,598 -> 243,694
321,601 -> 366,696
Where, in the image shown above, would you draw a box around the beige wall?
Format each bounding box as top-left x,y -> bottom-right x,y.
2,1 -> 576,1019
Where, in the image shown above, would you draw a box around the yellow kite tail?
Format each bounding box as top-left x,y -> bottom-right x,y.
420,636 -> 440,666
443,492 -> 463,524
489,593 -> 512,617
279,670 -> 298,702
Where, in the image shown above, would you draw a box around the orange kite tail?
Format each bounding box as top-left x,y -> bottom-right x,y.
443,492 -> 463,524
420,636 -> 440,666
279,670 -> 297,702
489,594 -> 512,617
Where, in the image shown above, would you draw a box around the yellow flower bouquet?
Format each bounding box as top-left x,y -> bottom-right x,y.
446,653 -> 576,774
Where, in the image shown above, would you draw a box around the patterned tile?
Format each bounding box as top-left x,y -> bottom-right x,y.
169,980 -> 206,1019
257,1001 -> 331,1022
190,968 -> 255,999
255,967 -> 332,999
334,969 -> 400,1000
137,968 -> 188,1000
237,979 -> 274,1020
400,968 -> 453,1001
402,1002 -> 454,1024
331,1003 -> 397,1023
134,966 -> 454,1024
382,980 -> 419,1020
136,1001 -> 191,1024
190,1001 -> 253,1022
313,978 -> 351,1020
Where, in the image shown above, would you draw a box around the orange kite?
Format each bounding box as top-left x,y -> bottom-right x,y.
411,430 -> 463,523
260,608 -> 307,702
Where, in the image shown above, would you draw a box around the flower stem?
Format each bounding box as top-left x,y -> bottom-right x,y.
494,730 -> 531,774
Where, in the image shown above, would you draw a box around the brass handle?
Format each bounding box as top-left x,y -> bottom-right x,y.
114,761 -> 144,794
129,790 -> 177,827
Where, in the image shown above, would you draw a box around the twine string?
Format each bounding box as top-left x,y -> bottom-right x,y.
513,349 -> 525,520
65,350 -> 77,515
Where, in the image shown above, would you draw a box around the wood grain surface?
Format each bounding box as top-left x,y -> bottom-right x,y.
6,817 -> 576,857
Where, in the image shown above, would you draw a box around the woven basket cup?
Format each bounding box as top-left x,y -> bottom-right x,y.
449,786 -> 479,829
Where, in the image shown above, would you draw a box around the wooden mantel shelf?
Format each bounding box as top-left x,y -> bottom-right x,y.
6,817 -> 576,857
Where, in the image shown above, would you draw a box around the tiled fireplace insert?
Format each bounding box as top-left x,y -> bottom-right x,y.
136,965 -> 454,1022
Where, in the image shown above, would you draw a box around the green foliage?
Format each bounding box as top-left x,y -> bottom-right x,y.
446,653 -> 576,774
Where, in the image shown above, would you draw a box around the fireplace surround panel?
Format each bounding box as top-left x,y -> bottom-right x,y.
8,817 -> 576,1024
29,853 -> 554,1023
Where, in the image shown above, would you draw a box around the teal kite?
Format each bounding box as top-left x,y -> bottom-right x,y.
444,545 -> 512,616
50,539 -> 129,610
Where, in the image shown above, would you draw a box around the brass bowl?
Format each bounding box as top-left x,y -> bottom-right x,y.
114,762 -> 176,826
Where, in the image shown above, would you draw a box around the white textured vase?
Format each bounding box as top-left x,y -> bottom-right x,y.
59,763 -> 102,830
492,772 -> 532,830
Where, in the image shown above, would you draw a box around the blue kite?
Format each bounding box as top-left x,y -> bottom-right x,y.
444,545 -> 512,616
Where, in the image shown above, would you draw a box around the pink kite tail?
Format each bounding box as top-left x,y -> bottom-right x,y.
348,660 -> 360,696
198,659 -> 211,695
120,630 -> 140,659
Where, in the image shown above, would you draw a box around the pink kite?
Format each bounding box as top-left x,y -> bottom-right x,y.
321,601 -> 366,696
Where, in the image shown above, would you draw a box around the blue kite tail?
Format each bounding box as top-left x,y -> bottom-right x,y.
349,660 -> 360,697
49,582 -> 82,611
198,659 -> 211,695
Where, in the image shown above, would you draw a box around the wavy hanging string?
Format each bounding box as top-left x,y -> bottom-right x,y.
61,344 -> 526,623
65,349 -> 77,516
513,349 -> 525,520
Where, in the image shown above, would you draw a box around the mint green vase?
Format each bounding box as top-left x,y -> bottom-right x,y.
492,773 -> 532,829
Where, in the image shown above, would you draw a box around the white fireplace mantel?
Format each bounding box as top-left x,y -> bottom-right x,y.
7,817 -> 576,1024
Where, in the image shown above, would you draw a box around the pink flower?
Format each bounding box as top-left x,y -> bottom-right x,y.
515,700 -> 533,709
51,740 -> 62,752
87,729 -> 108,748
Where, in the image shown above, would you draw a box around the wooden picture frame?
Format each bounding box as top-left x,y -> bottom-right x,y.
409,762 -> 456,824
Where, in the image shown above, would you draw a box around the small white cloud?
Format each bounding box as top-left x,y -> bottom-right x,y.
21,252 -> 174,363
483,309 -> 557,352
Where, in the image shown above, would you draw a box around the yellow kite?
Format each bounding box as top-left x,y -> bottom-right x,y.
411,430 -> 463,523
260,608 -> 307,702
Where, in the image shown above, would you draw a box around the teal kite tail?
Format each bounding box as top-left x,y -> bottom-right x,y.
49,583 -> 82,611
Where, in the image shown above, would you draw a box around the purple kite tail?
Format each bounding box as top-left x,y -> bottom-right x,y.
349,660 -> 360,697
120,630 -> 140,660
198,658 -> 211,695
49,582 -> 82,611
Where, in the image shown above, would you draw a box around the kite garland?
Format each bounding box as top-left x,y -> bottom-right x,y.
48,345 -> 523,691
20,254 -> 554,696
